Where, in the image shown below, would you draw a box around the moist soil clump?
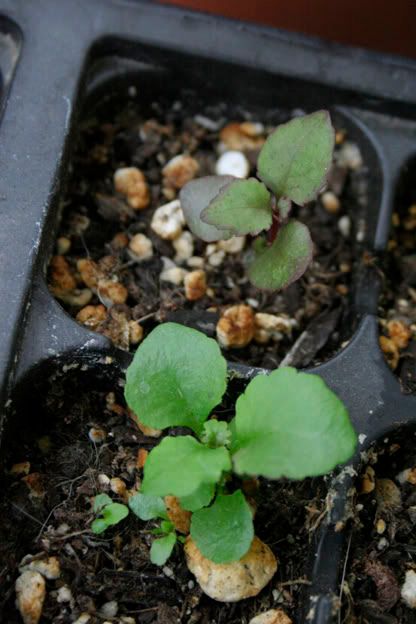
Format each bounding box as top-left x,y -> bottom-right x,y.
0,370 -> 327,623
48,89 -> 368,369
341,431 -> 416,623
379,157 -> 416,393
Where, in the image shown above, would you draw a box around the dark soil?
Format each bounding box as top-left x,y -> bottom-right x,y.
48,88 -> 368,369
341,431 -> 416,623
0,368 -> 328,623
378,157 -> 416,394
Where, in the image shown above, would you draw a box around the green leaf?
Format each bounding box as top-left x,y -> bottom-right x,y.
232,367 -> 357,480
125,323 -> 227,435
91,518 -> 108,534
150,533 -> 177,566
141,436 -> 231,498
129,493 -> 167,521
200,420 -> 232,448
201,178 -> 272,236
190,490 -> 254,563
93,493 -> 113,513
180,482 -> 215,512
180,176 -> 234,242
101,503 -> 129,526
277,197 -> 292,220
248,220 -> 313,291
257,110 -> 335,205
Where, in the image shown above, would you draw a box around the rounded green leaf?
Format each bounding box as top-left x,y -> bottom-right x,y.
248,220 -> 313,291
150,533 -> 177,566
102,503 -> 129,526
129,493 -> 167,521
232,367 -> 357,479
91,518 -> 108,534
141,436 -> 231,498
257,110 -> 335,204
180,176 -> 234,242
180,482 -> 215,512
125,323 -> 227,434
93,493 -> 113,513
190,490 -> 254,563
201,178 -> 272,236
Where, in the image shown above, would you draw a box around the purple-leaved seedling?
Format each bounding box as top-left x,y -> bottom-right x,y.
180,110 -> 335,291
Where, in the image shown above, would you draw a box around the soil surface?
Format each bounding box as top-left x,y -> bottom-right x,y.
379,157 -> 416,393
48,90 -> 368,369
0,368 -> 327,623
341,432 -> 416,623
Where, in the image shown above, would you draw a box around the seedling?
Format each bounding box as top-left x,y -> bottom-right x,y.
180,111 -> 335,291
91,493 -> 129,534
125,323 -> 357,565
128,493 -> 185,565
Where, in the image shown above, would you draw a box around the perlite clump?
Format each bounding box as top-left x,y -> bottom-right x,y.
119,322 -> 357,600
180,110 -> 335,291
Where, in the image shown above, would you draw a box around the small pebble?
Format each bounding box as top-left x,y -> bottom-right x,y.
208,250 -> 226,267
97,279 -> 128,306
184,270 -> 207,301
376,518 -> 386,534
336,142 -> 363,170
19,555 -> 61,580
110,477 -> 128,501
173,231 -> 194,262
10,462 -> 31,476
160,266 -> 187,285
55,288 -> 93,307
98,473 -> 111,488
129,233 -> 153,261
162,154 -> 199,189
401,569 -> 416,608
377,537 -> 389,550
163,566 -> 174,578
56,586 -> 72,604
99,601 -> 118,618
321,191 -> 341,214
129,320 -> 144,345
88,427 -> 107,444
76,305 -> 107,329
218,236 -> 246,254
187,256 -> 205,269
56,236 -> 71,255
73,616 -> 91,624
249,608 -> 292,624
215,150 -> 250,178
217,305 -> 255,348
151,199 -> 185,240
15,571 -> 45,624
338,215 -> 351,238
114,167 -> 150,210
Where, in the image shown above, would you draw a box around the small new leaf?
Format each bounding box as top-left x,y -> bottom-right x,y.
257,110 -> 334,205
141,436 -> 231,498
180,176 -> 234,242
201,178 -> 272,236
248,220 -> 313,290
125,323 -> 227,435
93,493 -> 113,513
129,492 -> 167,521
232,367 -> 357,479
150,533 -> 177,566
91,502 -> 129,534
200,420 -> 232,448
190,490 -> 254,563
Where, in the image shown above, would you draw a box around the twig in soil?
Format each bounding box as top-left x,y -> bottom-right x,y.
278,578 -> 312,587
338,530 -> 352,624
11,503 -> 43,526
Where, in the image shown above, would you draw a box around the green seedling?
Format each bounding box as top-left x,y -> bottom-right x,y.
91,493 -> 129,534
125,323 -> 357,565
128,493 -> 184,565
180,110 -> 334,291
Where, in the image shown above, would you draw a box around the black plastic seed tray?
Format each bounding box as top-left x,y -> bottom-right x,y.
1,1 -> 416,622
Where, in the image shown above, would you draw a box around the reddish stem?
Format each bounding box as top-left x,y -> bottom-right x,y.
267,210 -> 281,246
